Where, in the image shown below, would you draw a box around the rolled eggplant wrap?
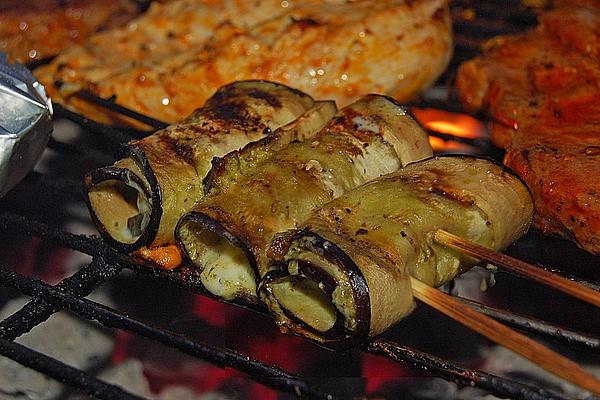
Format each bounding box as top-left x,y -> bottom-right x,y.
176,94 -> 432,303
259,156 -> 534,349
84,80 -> 315,263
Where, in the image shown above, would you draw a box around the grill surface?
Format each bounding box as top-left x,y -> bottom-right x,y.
0,1 -> 599,399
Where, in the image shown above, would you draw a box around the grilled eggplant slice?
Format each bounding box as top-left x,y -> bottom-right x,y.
84,81 -> 316,259
176,95 -> 432,302
259,156 -> 534,349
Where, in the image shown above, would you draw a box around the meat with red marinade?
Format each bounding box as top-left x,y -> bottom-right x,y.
455,2 -> 600,255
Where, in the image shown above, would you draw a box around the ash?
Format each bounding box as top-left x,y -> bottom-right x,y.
0,297 -> 113,400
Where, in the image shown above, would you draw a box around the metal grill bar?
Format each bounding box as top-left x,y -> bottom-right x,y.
0,337 -> 146,400
53,104 -> 133,152
0,268 -> 340,400
0,213 -> 116,257
21,171 -> 83,200
457,296 -> 600,350
46,136 -> 112,165
0,257 -> 122,340
529,267 -> 600,292
366,339 -> 570,400
75,90 -> 169,131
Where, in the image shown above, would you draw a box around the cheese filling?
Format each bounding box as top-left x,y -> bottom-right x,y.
178,220 -> 256,301
270,237 -> 357,334
270,276 -> 337,333
88,176 -> 151,244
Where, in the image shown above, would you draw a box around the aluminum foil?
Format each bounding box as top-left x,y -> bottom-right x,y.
0,52 -> 53,196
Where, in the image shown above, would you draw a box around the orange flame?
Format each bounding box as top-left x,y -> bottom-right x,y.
428,136 -> 474,152
411,108 -> 487,152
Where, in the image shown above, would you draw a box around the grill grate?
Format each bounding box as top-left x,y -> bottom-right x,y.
0,1 -> 598,399
0,267 -> 340,399
0,214 -> 574,400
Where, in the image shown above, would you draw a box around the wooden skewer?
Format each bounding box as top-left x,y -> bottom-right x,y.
433,229 -> 600,309
410,277 -> 600,395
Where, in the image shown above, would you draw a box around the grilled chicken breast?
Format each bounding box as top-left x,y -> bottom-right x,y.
455,2 -> 600,254
0,0 -> 140,64
35,0 -> 452,126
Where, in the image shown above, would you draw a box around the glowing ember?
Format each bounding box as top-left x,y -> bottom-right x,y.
362,352 -> 414,394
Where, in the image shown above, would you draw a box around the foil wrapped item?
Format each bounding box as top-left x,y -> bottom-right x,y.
0,52 -> 53,196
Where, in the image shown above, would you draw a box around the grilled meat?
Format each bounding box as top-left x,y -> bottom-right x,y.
260,156 -> 533,348
85,81 -> 317,266
455,3 -> 600,254
176,95 -> 432,303
35,0 -> 452,126
0,0 -> 140,64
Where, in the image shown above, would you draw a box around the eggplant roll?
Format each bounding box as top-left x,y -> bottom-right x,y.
176,94 -> 432,302
259,156 -> 534,349
84,81 -> 316,258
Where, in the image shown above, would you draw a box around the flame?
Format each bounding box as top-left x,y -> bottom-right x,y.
411,108 -> 488,152
411,108 -> 484,139
426,120 -> 476,138
428,136 -> 474,152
